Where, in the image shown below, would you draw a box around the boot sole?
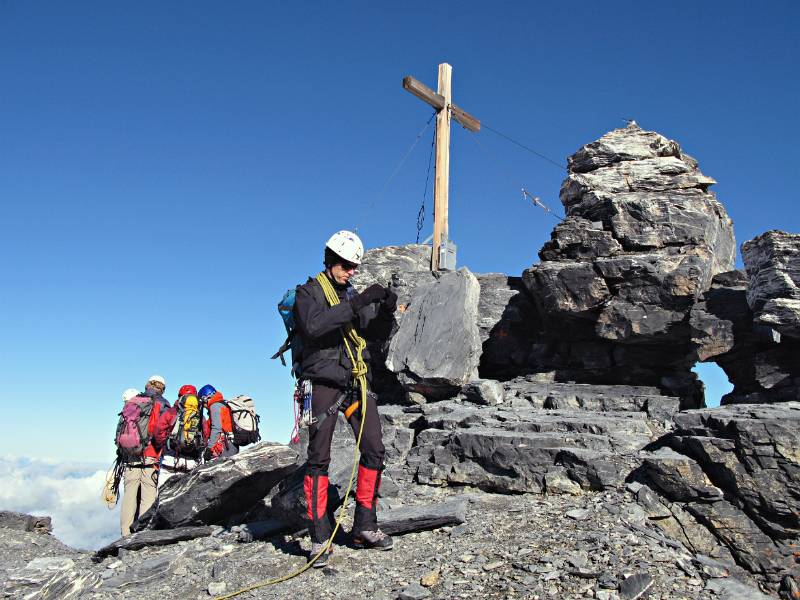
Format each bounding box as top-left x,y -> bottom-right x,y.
353,540 -> 393,551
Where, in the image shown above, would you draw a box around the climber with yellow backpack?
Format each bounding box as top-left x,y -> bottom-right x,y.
153,384 -> 205,488
292,230 -> 398,567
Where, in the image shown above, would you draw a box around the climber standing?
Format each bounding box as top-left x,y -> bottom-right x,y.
117,375 -> 170,536
199,384 -> 239,460
294,230 -> 397,567
153,384 -> 205,489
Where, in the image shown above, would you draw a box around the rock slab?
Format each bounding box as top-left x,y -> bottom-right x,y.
386,268 -> 482,397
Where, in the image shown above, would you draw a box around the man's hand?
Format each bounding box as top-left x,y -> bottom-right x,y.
350,284 -> 388,311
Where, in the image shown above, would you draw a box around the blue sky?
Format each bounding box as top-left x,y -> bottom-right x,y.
1,1 -> 798,467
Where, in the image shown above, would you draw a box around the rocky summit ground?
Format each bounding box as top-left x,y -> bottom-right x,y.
4,123 -> 800,600
0,483 -> 774,600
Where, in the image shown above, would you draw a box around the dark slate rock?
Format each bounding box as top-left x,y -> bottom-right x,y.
231,518 -> 288,543
686,500 -> 782,576
690,269 -> 800,404
462,379 -> 504,405
134,442 -> 298,530
475,273 -> 541,379
94,526 -> 216,559
672,403 -> 800,541
642,448 -> 722,502
618,572 -> 653,599
0,511 -> 52,533
743,231 -> 800,340
386,268 -> 482,397
377,497 -> 467,535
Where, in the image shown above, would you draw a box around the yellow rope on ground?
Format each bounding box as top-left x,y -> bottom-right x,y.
215,272 -> 369,600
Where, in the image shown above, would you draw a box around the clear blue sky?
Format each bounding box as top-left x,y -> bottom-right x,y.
1,2 -> 797,462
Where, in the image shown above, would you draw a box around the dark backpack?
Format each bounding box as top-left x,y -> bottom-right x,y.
166,394 -> 206,458
271,286 -> 304,377
115,395 -> 155,463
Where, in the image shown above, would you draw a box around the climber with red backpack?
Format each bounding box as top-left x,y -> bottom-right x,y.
115,375 -> 170,536
153,384 -> 205,488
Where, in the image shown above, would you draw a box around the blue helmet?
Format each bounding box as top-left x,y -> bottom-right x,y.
198,384 -> 217,400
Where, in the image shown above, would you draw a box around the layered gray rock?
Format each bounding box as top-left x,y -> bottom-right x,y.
134,443 -> 298,530
523,123 -> 735,406
0,510 -> 52,534
690,269 -> 800,404
640,403 -> 800,582
407,398 -> 657,494
475,273 -> 540,379
386,268 -> 482,398
743,230 -> 800,340
500,377 -> 681,420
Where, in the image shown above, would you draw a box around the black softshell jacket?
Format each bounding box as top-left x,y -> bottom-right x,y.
294,274 -> 391,389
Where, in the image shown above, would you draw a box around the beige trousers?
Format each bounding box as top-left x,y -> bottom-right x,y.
119,461 -> 158,536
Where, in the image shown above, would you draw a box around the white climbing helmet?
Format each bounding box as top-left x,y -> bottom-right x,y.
122,388 -> 140,403
148,374 -> 166,387
325,230 -> 364,265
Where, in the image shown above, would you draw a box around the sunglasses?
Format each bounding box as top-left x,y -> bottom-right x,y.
339,261 -> 358,272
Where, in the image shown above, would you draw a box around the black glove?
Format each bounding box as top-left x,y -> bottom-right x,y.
350,284 -> 387,311
383,289 -> 398,312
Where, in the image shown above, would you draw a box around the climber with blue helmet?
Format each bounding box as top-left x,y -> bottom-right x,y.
199,384 -> 239,460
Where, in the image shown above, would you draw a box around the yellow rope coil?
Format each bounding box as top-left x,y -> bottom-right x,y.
216,272 -> 369,599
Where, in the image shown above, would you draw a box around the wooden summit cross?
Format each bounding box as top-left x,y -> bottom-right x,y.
403,63 -> 480,271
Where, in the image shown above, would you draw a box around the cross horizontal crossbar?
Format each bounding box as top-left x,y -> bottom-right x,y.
402,76 -> 480,132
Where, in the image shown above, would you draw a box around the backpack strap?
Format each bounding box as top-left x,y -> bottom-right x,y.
271,331 -> 295,366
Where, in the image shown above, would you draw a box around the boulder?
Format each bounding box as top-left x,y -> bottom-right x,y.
134,443 -> 298,530
462,379 -> 504,405
742,231 -> 800,340
523,122 -> 735,406
386,268 -> 482,398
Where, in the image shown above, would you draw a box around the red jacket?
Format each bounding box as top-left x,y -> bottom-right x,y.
153,406 -> 178,453
143,402 -> 164,460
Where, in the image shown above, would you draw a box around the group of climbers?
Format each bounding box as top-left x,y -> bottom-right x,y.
112,230 -> 398,575
114,377 -> 254,536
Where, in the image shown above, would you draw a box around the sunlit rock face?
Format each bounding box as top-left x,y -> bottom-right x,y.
523,123 -> 735,406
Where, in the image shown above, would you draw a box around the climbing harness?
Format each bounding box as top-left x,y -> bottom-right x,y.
216,272 -> 370,600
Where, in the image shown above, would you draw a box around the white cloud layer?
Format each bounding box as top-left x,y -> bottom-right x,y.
0,456 -> 120,550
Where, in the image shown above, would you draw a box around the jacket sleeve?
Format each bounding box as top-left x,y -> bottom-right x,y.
295,284 -> 355,340
209,403 -> 222,442
153,408 -> 175,451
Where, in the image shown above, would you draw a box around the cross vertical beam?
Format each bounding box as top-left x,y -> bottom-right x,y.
402,63 -> 480,271
432,63 -> 452,271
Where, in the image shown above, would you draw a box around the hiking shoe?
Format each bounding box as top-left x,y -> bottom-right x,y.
309,542 -> 332,568
353,529 -> 394,550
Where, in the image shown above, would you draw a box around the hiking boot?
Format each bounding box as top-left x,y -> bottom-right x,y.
309,542 -> 332,568
353,529 -> 393,550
